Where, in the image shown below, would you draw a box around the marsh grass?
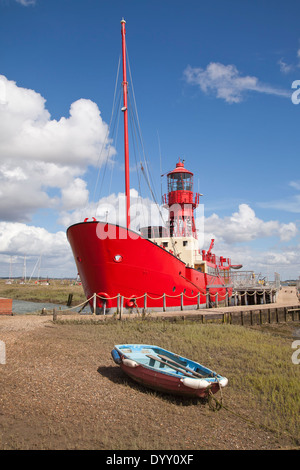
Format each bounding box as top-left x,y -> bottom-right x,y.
0,279 -> 85,305
82,319 -> 300,443
2,312 -> 299,449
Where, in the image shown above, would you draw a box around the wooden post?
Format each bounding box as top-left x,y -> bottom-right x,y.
143,293 -> 147,314
53,308 -> 57,321
117,293 -> 120,315
93,293 -> 96,316
163,293 -> 166,312
180,292 -> 184,311
215,292 -> 218,308
225,288 -> 228,307
240,311 -> 244,326
120,296 -> 124,318
67,293 -> 73,307
223,313 -> 228,324
197,292 -> 200,310
206,290 -> 210,309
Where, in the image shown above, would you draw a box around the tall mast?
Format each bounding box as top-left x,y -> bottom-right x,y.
121,19 -> 130,229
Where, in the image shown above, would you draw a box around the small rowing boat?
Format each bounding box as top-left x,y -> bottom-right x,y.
111,344 -> 228,398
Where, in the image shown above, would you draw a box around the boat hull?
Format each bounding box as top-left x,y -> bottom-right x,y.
119,363 -> 220,398
67,220 -> 231,312
112,344 -> 227,398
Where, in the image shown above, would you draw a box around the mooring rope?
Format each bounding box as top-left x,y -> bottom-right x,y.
207,372 -> 223,412
206,390 -> 300,448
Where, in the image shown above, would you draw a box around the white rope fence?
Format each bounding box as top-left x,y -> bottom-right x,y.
49,288 -> 278,320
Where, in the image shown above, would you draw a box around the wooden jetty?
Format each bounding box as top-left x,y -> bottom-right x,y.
144,286 -> 300,325
231,286 -> 277,306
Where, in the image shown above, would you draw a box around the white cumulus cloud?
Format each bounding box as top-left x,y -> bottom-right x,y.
184,62 -> 289,103
0,221 -> 74,278
61,178 -> 89,211
202,204 -> 297,244
0,75 -> 115,221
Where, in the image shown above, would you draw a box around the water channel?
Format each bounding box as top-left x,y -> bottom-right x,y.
12,299 -> 90,315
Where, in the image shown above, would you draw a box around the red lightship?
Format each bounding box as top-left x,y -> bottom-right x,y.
67,20 -> 240,313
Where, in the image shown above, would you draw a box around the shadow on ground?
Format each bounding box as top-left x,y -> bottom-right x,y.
97,365 -> 208,408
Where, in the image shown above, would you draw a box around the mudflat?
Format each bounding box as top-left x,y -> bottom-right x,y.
0,312 -> 299,450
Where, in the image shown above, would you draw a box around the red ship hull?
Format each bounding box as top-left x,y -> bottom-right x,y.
67,220 -> 231,313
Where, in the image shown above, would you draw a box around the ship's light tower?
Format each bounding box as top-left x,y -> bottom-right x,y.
163,159 -> 201,239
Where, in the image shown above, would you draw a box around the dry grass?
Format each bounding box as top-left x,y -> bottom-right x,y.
0,315 -> 299,450
0,279 -> 86,305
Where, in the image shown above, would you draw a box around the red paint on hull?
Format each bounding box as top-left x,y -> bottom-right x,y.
67,221 -> 231,311
120,363 -> 219,398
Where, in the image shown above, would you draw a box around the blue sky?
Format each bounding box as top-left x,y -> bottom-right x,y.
0,0 -> 300,280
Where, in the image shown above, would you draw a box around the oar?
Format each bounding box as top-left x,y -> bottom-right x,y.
146,354 -> 195,378
157,354 -> 207,378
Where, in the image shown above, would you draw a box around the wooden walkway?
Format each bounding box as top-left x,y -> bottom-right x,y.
114,287 -> 300,325
52,287 -> 300,326
143,287 -> 300,324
